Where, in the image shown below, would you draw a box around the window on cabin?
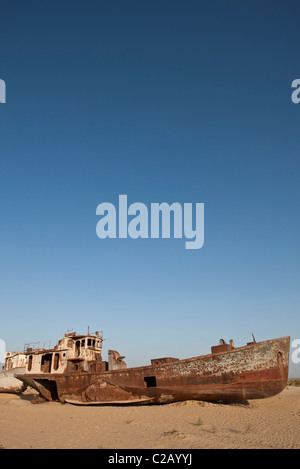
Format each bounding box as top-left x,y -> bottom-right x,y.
53,353 -> 59,371
75,340 -> 80,357
41,354 -> 52,373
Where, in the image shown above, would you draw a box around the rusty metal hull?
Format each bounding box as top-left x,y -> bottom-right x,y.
17,336 -> 290,405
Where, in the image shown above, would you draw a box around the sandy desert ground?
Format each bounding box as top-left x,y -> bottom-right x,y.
0,386 -> 299,449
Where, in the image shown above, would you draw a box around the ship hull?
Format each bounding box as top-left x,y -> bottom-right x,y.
17,336 -> 290,405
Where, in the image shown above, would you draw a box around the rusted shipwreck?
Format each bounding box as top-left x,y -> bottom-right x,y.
11,330 -> 290,405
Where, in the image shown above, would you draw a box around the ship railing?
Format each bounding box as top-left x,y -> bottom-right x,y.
24,342 -> 41,353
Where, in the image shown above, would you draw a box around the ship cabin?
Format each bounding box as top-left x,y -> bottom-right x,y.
24,331 -> 106,375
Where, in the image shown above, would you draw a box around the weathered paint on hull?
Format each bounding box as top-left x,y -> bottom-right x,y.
17,336 -> 290,405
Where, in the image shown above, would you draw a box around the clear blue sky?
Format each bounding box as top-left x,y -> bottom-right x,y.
0,1 -> 299,376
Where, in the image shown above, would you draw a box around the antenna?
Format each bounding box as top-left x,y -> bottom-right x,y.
251,332 -> 256,343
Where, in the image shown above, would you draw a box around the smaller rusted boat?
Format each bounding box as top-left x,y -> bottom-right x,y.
0,352 -> 27,394
15,330 -> 290,405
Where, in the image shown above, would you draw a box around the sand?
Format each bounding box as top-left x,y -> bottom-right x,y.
0,387 -> 299,449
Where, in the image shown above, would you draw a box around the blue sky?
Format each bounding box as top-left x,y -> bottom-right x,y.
0,1 -> 299,376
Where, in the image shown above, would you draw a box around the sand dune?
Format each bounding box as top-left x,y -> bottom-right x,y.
0,387 -> 299,449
